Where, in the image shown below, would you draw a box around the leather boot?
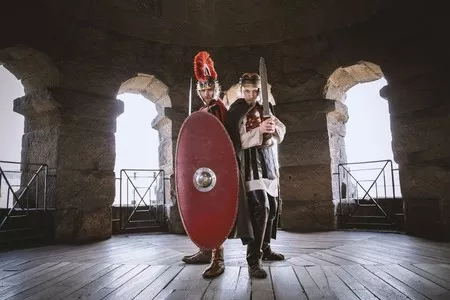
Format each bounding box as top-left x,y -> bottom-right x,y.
261,200 -> 284,261
202,245 -> 225,278
246,190 -> 270,279
248,258 -> 267,279
262,244 -> 285,261
182,248 -> 212,264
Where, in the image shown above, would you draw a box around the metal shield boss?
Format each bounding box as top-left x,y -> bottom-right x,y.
175,111 -> 239,250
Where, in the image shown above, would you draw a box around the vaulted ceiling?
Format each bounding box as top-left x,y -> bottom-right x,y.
35,0 -> 392,46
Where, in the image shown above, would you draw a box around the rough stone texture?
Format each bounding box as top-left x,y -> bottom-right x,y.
0,46 -> 60,93
38,0 -> 390,47
327,101 -> 349,201
166,173 -> 185,234
55,170 -> 115,209
324,61 -> 383,102
280,130 -> 331,167
381,71 -> 450,240
281,199 -> 336,232
1,0 -> 450,241
55,206 -> 112,243
275,95 -> 335,231
275,100 -> 335,132
391,116 -> 450,165
13,89 -> 123,243
280,165 -> 333,202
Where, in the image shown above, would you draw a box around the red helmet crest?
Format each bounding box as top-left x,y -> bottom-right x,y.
194,51 -> 218,83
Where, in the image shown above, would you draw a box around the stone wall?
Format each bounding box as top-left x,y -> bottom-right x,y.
1,1 -> 449,242
14,89 -> 123,243
381,73 -> 450,240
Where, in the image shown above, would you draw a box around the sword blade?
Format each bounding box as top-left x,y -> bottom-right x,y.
259,57 -> 270,117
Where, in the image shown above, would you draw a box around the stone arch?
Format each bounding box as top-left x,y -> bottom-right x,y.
324,61 -> 383,102
0,45 -> 60,93
117,73 -> 173,220
0,45 -> 60,169
118,73 -> 172,174
0,45 -> 60,216
323,61 -> 388,207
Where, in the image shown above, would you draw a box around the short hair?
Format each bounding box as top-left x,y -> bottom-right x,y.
239,73 -> 261,87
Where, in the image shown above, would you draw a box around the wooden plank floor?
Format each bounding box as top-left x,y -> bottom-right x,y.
0,230 -> 449,299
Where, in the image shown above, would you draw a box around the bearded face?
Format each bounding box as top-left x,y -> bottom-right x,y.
199,87 -> 215,104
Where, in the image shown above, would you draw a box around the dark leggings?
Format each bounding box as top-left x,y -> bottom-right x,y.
246,189 -> 277,263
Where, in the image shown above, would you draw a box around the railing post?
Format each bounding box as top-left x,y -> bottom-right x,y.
43,165 -> 48,211
337,164 -> 342,216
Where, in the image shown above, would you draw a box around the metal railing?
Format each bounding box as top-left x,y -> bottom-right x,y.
113,169 -> 167,232
0,160 -> 49,238
334,159 -> 403,228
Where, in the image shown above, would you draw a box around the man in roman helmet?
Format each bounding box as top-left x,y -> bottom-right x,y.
225,72 -> 286,279
181,51 -> 227,279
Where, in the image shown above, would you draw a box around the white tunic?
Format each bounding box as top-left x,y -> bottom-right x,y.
239,113 -> 286,197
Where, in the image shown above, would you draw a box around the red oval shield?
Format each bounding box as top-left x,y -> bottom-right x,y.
175,111 -> 239,250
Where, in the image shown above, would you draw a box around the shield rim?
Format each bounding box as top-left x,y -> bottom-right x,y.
175,110 -> 239,250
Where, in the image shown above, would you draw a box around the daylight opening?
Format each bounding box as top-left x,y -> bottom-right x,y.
0,66 -> 25,208
344,78 -> 401,199
0,65 -> 25,162
114,93 -> 159,206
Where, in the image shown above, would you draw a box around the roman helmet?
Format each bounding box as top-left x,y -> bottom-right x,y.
193,51 -> 221,102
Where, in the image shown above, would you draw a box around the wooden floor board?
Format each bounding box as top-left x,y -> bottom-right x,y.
305,266 -> 339,299
381,264 -> 448,299
65,264 -> 139,299
322,266 -> 360,300
250,266 -> 275,300
342,265 -> 409,299
364,265 -> 429,300
0,230 -> 449,299
0,263 -> 85,300
271,266 -> 307,300
399,263 -> 450,290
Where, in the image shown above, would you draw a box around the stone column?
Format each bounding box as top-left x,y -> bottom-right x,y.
327,101 -> 349,203
382,76 -> 450,241
161,84 -> 190,234
276,99 -> 337,231
156,106 -> 186,234
14,88 -> 124,243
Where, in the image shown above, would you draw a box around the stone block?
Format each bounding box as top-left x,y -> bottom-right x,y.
276,100 -> 333,132
399,164 -> 450,199
273,80 -> 327,104
13,91 -> 59,116
404,197 -> 450,241
391,115 -> 450,164
55,170 -> 116,209
167,204 -> 185,234
280,165 -> 332,201
280,200 -> 336,232
21,129 -> 58,167
24,112 -> 60,133
387,86 -> 446,116
57,130 -> 116,171
279,130 -> 331,167
54,206 -> 112,243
